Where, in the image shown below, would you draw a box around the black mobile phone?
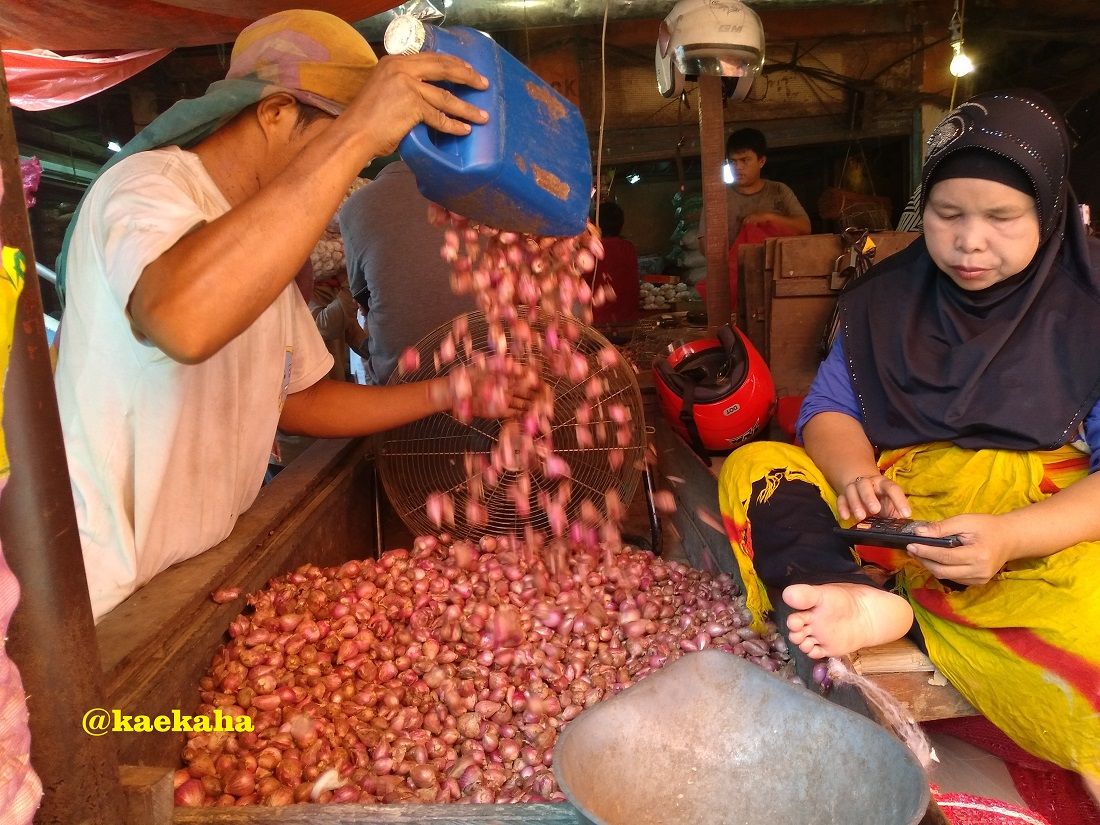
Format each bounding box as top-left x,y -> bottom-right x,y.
833,516 -> 962,549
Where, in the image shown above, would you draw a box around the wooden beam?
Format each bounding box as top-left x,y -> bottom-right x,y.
173,802 -> 585,824
593,110 -> 913,166
98,438 -> 377,768
697,75 -> 730,334
0,63 -> 125,825
120,765 -> 173,825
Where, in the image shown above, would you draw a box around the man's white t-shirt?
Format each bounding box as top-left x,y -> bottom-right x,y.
54,147 -> 332,621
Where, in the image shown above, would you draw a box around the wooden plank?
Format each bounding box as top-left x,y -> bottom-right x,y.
1,67 -> 127,825
763,241 -> 775,361
99,438 -> 378,767
765,232 -> 920,397
767,295 -> 834,397
120,765 -> 174,825
173,802 -> 583,824
733,245 -> 746,330
862,672 -> 978,722
670,499 -> 726,578
764,236 -> 779,273
868,231 -> 920,261
852,640 -> 978,721
772,233 -> 839,280
771,232 -> 919,280
98,438 -> 359,672
698,74 -> 731,333
650,414 -> 741,587
852,639 -> 938,675
737,243 -> 766,358
772,278 -> 836,298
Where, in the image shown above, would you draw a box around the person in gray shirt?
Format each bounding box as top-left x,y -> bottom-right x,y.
339,161 -> 476,384
723,127 -> 810,240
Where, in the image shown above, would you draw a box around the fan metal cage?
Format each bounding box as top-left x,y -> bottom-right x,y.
378,310 -> 646,542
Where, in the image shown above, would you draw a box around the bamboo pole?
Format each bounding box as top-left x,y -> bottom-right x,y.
697,75 -> 731,334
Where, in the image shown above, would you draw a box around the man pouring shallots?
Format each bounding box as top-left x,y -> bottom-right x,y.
53,10 -> 529,622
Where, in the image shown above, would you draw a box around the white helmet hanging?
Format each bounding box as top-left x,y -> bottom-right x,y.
655,0 -> 765,100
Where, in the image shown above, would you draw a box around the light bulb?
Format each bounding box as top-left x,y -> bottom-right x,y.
722,161 -> 735,185
626,173 -> 641,185
107,140 -> 122,152
949,41 -> 973,78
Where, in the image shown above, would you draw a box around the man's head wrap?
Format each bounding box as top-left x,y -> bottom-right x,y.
58,9 -> 377,301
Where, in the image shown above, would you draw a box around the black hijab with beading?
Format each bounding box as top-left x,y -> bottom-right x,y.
839,90 -> 1100,451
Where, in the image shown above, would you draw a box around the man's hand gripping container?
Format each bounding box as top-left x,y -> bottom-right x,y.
384,15 -> 592,237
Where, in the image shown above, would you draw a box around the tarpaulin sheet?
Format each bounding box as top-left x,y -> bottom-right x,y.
0,1 -> 397,51
2,49 -> 171,111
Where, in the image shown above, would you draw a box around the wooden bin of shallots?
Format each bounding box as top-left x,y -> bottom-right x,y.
95,433 -> 942,824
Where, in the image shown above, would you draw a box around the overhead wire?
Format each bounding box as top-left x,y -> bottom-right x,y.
949,0 -> 966,109
522,0 -> 532,65
590,0 -> 612,294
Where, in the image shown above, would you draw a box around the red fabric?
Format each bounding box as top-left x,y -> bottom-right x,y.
590,236 -> 640,326
925,718 -> 1100,825
695,221 -> 801,305
774,394 -> 804,442
2,48 -> 170,111
933,789 -> 1052,825
0,1 -> 396,51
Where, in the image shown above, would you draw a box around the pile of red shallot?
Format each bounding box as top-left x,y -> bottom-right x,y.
179,537 -> 788,807
398,208 -> 640,548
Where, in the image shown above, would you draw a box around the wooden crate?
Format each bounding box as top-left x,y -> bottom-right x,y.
764,232 -> 918,397
850,640 -> 977,722
99,439 -> 378,771
104,429 -> 957,824
95,439 -> 594,824
736,243 -> 767,359
172,803 -> 584,823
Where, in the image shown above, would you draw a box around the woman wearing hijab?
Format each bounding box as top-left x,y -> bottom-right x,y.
717,89 -> 1100,798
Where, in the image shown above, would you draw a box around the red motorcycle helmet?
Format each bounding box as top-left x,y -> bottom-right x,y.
653,324 -> 776,453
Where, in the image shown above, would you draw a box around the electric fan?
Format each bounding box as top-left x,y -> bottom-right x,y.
377,310 -> 647,542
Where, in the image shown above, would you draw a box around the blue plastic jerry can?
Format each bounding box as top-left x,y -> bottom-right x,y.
384,16 -> 592,237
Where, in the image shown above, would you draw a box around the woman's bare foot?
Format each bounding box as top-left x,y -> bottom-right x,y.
782,582 -> 914,659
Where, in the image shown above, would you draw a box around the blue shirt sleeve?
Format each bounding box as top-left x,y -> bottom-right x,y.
1084,397 -> 1100,474
795,337 -> 863,442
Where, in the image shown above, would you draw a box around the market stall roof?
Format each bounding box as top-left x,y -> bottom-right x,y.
0,1 -> 397,51
1,0 -> 923,51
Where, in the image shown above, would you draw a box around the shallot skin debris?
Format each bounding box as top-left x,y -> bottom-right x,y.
183,538 -> 788,806
211,587 -> 242,604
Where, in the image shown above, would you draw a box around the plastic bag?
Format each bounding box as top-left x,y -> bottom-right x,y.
18,157 -> 41,208
393,0 -> 444,23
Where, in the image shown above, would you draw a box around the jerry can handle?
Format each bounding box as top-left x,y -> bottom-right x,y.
399,125 -> 466,175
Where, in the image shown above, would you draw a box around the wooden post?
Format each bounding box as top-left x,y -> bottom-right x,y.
697,75 -> 730,334
0,66 -> 125,824
119,766 -> 174,825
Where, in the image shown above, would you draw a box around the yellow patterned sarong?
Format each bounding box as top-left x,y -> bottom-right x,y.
718,440 -> 1100,778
